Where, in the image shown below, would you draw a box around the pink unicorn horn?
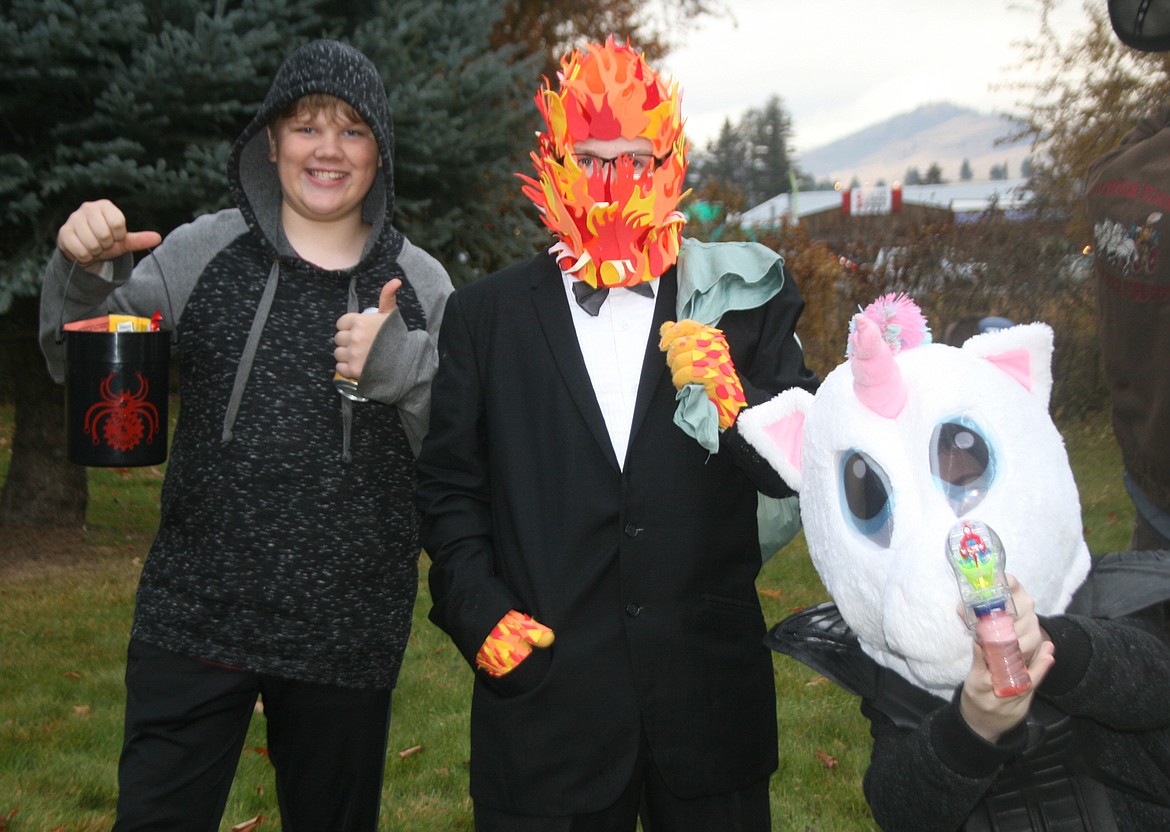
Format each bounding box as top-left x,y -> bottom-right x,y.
850,314 -> 907,418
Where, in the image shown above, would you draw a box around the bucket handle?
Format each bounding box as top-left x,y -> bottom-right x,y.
56,249 -> 178,346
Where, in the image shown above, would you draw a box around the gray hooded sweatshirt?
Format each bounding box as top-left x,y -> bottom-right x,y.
39,39 -> 453,689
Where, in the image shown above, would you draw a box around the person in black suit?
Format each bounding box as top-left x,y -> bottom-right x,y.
416,36 -> 818,831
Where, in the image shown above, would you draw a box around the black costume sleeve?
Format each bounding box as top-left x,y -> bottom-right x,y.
718,266 -> 819,497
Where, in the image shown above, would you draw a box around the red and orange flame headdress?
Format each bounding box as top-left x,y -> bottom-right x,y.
519,36 -> 690,289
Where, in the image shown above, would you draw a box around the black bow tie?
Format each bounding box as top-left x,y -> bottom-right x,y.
571,280 -> 654,316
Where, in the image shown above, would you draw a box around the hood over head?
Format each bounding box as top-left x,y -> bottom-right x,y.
218,40 -> 405,466
228,39 -> 399,259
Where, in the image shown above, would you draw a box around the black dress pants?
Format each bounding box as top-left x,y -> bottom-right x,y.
112,639 -> 393,832
473,728 -> 771,832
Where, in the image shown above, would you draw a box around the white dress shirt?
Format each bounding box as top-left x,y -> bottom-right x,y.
561,272 -> 658,469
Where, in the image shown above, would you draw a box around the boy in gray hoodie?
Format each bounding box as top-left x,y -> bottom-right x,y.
40,39 -> 452,830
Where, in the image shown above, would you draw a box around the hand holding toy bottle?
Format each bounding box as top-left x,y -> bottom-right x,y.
333,278 -> 402,402
333,306 -> 378,402
945,519 -> 1032,697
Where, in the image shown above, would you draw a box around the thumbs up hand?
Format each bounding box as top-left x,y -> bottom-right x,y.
58,200 -> 162,269
334,278 -> 401,382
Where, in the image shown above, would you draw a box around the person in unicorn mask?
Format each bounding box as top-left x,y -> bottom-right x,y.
740,295 -> 1170,832
416,36 -> 818,831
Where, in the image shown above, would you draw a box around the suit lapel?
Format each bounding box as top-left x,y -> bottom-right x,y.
529,256 -> 622,471
629,267 -> 676,445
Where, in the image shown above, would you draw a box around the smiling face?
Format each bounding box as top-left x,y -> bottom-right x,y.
268,97 -> 380,228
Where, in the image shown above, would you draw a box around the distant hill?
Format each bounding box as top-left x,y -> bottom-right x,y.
796,102 -> 1035,185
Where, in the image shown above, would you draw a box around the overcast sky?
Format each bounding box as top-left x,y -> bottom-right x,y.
658,0 -> 1099,153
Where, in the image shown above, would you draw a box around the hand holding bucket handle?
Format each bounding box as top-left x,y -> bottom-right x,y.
55,210 -> 176,348
54,199 -> 175,467
57,200 -> 162,269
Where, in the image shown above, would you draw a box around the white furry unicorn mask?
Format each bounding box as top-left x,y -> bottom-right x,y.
739,295 -> 1091,698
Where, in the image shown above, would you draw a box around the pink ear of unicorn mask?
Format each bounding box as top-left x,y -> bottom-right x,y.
739,295 -> 1088,697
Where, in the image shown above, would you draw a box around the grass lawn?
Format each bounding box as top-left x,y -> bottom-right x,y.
0,407 -> 1132,831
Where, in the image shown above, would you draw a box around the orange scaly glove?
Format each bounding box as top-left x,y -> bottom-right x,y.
476,610 -> 556,677
658,319 -> 747,430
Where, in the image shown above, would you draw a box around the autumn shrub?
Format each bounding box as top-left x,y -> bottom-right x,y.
697,202 -> 1107,419
868,215 -> 1105,418
754,222 -> 856,381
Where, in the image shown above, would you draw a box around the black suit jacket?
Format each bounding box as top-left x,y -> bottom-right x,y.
416,251 -> 818,815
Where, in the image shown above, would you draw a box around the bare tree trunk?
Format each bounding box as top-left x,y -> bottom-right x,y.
0,296 -> 87,527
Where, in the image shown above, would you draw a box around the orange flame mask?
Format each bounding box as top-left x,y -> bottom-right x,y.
519,37 -> 689,289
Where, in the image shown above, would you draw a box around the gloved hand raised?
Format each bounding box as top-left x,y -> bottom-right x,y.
659,319 -> 746,430
476,610 -> 555,677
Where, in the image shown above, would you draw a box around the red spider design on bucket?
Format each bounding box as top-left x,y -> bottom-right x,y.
84,372 -> 161,452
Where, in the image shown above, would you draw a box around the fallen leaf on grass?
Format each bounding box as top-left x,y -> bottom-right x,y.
1,807 -> 19,832
398,744 -> 424,759
805,676 -> 829,687
757,588 -> 783,600
64,671 -> 82,679
230,815 -> 265,832
72,705 -> 91,718
247,746 -> 269,758
815,749 -> 838,769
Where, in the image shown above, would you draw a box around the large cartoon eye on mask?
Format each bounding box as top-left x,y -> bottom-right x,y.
841,450 -> 893,547
931,418 -> 995,516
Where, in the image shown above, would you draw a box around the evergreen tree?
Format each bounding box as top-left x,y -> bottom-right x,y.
923,162 -> 944,184
0,0 -> 329,526
904,166 -> 922,186
0,0 -> 543,525
692,118 -> 750,213
351,0 -> 545,287
691,95 -> 800,214
745,95 -> 794,205
3,0 -> 324,309
960,159 -> 973,181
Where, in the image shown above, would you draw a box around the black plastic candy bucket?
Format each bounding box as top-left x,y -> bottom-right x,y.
58,257 -> 175,467
64,329 -> 170,466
